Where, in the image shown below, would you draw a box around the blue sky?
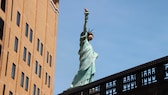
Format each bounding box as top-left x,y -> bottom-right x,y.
54,0 -> 168,94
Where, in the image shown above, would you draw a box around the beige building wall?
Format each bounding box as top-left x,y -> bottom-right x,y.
0,0 -> 59,95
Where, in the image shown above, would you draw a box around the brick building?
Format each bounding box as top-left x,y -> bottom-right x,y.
0,0 -> 59,95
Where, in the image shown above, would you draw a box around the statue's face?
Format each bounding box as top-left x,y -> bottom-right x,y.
88,34 -> 93,41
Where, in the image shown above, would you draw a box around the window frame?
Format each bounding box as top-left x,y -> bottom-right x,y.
20,72 -> 24,87
14,37 -> 18,52
49,55 -> 52,67
25,76 -> 29,91
39,65 -> 42,78
33,84 -> 36,95
29,28 -> 33,42
40,43 -> 43,56
25,23 -> 29,37
1,0 -> 6,12
37,88 -> 40,95
27,52 -> 31,66
11,63 -> 16,79
0,17 -> 4,40
16,11 -> 21,27
35,61 -> 38,74
23,47 -> 27,61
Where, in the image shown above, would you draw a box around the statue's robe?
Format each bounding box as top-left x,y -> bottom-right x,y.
71,32 -> 98,88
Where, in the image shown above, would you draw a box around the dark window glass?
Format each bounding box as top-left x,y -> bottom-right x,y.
25,76 -> 29,91
14,37 -> 18,52
25,23 -> 29,37
3,84 -> 6,95
29,29 -> 33,42
11,63 -> 16,79
27,52 -> 31,66
48,75 -> 50,88
20,72 -> 24,87
45,72 -> 47,84
39,65 -> 41,78
37,88 -> 40,95
37,39 -> 40,51
5,52 -> 9,76
16,11 -> 20,26
23,47 -> 27,61
50,55 -> 52,67
35,61 -> 38,74
9,91 -> 13,95
46,51 -> 49,63
0,17 -> 4,40
40,43 -> 43,55
33,84 -> 36,95
10,0 -> 13,21
1,0 -> 6,12
0,45 -> 2,56
52,0 -> 57,4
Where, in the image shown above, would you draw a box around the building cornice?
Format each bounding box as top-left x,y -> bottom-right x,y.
49,0 -> 59,15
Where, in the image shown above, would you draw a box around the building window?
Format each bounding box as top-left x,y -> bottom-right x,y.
89,85 -> 100,94
40,43 -> 43,55
33,84 -> 40,95
25,23 -> 29,37
11,63 -> 16,79
35,61 -> 42,78
37,88 -> 40,95
39,65 -> 42,78
48,76 -> 50,88
50,55 -> 52,67
23,47 -> 27,61
141,67 -> 157,86
27,52 -> 31,66
45,72 -> 48,84
37,38 -> 43,56
9,91 -> 13,95
33,84 -> 36,95
46,51 -> 49,63
46,52 -> 53,67
3,84 -> 6,95
35,61 -> 38,74
1,0 -> 6,12
45,72 -> 51,88
106,80 -> 117,95
5,52 -> 9,76
10,0 -> 13,21
37,39 -> 40,51
52,0 -> 57,4
123,74 -> 137,92
0,45 -> 2,56
25,23 -> 33,42
20,72 -> 24,87
16,11 -> 21,26
29,29 -> 33,42
25,76 -> 29,91
14,37 -> 18,52
0,17 -> 4,40
23,47 -> 31,66
164,63 -> 168,79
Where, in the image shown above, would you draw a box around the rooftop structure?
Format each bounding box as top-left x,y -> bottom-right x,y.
59,56 -> 168,95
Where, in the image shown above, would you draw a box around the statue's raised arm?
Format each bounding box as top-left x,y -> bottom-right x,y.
83,8 -> 89,33
80,8 -> 89,40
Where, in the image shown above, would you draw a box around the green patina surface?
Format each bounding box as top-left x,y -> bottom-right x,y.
70,9 -> 98,88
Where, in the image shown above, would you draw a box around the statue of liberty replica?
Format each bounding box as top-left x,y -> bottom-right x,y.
70,9 -> 98,88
